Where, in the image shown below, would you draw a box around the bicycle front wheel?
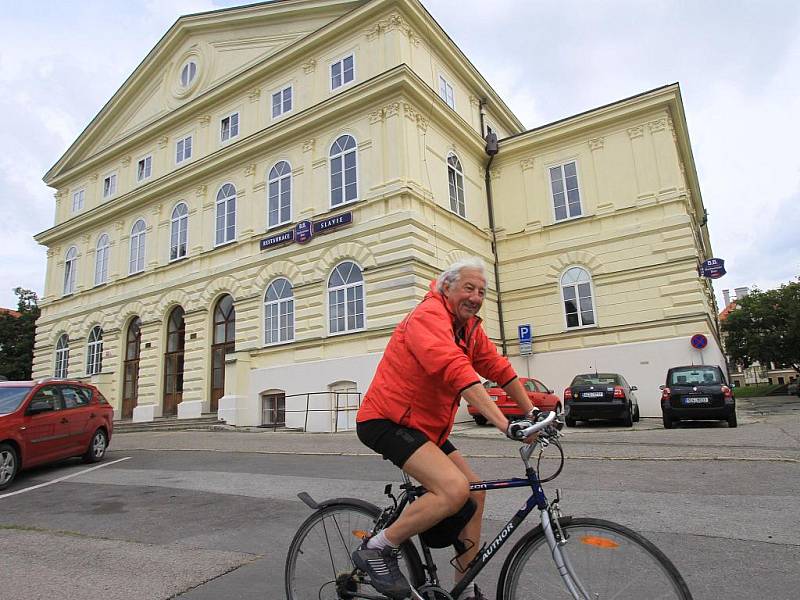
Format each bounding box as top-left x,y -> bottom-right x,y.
498,517 -> 692,600
285,500 -> 423,599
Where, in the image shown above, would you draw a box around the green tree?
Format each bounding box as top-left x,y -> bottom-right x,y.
0,288 -> 41,380
722,279 -> 800,375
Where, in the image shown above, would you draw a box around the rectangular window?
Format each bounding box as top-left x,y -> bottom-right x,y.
176,135 -> 193,164
438,75 -> 455,109
271,86 -> 293,118
331,53 -> 355,90
136,155 -> 152,182
72,189 -> 85,213
549,161 -> 582,221
102,174 -> 117,198
220,113 -> 239,142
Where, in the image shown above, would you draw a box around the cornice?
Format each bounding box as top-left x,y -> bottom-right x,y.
35,65 -> 486,246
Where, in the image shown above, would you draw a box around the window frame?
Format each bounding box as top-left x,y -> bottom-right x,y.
329,134 -> 359,207
169,202 -> 189,262
71,188 -> 85,213
54,334 -> 69,379
560,266 -> 597,330
180,60 -> 197,88
330,52 -> 356,91
86,326 -> 104,376
214,183 -> 237,247
94,233 -> 110,286
438,74 -> 455,109
271,84 -> 293,119
129,219 -> 147,275
220,111 -> 240,143
263,277 -> 295,346
176,134 -> 193,165
446,152 -> 466,218
63,246 -> 78,296
136,154 -> 153,183
548,160 -> 583,223
327,260 -> 366,336
267,161 -> 292,229
102,172 -> 117,199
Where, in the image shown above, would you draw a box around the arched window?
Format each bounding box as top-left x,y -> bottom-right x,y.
129,219 -> 146,274
86,326 -> 103,376
170,202 -> 189,261
268,161 -> 292,227
54,334 -> 69,378
447,152 -> 465,217
264,278 -> 294,344
561,267 -> 595,328
328,261 -> 364,334
95,234 -> 110,286
329,135 -> 358,206
63,246 -> 78,295
215,184 -> 236,245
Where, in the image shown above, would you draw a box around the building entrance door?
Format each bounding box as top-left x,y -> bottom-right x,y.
122,317 -> 141,419
163,306 -> 185,417
210,295 -> 235,412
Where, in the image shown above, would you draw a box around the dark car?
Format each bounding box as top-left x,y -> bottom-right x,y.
660,365 -> 736,429
0,379 -> 114,490
468,378 -> 562,425
563,373 -> 640,427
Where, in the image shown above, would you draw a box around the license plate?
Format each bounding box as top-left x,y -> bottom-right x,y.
683,397 -> 709,405
582,391 -> 604,398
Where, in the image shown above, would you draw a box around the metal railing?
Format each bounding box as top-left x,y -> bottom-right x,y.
260,391 -> 362,432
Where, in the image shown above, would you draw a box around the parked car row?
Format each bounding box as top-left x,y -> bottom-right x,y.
469,364 -> 738,431
0,379 -> 113,491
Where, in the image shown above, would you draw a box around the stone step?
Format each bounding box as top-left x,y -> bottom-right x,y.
113,415 -> 221,434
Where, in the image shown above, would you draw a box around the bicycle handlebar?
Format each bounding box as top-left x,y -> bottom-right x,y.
509,410 -> 559,440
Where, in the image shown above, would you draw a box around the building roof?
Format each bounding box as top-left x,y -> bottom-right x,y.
718,301 -> 737,322
0,308 -> 21,318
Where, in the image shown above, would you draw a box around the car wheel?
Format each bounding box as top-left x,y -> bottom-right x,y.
565,416 -> 577,427
633,404 -> 640,422
83,429 -> 108,463
662,412 -> 674,429
555,403 -> 563,415
727,412 -> 738,428
622,403 -> 633,427
473,415 -> 488,426
0,443 -> 19,491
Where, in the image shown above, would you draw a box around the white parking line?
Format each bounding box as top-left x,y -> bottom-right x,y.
0,456 -> 132,500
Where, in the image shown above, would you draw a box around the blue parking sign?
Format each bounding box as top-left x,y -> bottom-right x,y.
518,324 -> 532,343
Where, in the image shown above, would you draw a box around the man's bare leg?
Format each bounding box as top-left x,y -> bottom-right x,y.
447,450 -> 485,585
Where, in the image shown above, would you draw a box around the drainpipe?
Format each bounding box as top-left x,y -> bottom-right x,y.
480,99 -> 507,355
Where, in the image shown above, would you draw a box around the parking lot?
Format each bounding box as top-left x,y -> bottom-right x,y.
1,395 -> 798,599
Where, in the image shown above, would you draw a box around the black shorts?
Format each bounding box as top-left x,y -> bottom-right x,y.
357,419 -> 457,469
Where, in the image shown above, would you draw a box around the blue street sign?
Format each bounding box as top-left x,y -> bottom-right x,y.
690,334 -> 708,350
518,324 -> 532,343
699,258 -> 726,279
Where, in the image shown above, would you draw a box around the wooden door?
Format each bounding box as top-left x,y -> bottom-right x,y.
122,317 -> 141,419
210,295 -> 235,412
163,307 -> 185,417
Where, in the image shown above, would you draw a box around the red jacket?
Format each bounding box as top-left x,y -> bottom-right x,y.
358,281 -> 517,445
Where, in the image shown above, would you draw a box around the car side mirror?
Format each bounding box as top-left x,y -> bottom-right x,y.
630,386 -> 638,391
27,399 -> 53,414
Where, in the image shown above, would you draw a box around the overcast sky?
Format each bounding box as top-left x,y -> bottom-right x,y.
1,0 -> 798,312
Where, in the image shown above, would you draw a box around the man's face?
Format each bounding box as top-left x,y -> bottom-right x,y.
443,268 -> 486,324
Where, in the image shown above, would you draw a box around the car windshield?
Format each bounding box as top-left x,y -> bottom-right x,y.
570,374 -> 620,386
669,367 -> 721,386
0,387 -> 32,414
482,381 -> 499,389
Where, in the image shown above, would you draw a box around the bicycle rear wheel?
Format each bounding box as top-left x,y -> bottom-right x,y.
285,500 -> 424,599
498,517 -> 692,599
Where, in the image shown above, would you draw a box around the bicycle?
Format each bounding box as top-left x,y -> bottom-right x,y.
285,411 -> 693,599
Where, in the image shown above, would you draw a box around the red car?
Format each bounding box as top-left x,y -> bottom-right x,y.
467,377 -> 562,425
0,379 -> 113,490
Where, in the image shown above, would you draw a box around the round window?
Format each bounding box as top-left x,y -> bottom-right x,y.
180,61 -> 197,87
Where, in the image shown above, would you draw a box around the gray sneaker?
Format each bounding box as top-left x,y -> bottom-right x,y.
351,545 -> 411,599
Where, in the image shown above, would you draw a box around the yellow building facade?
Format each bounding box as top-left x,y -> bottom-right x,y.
33,0 -> 723,425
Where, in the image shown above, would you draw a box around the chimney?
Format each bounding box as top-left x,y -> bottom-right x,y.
734,287 -> 749,300
722,289 -> 730,306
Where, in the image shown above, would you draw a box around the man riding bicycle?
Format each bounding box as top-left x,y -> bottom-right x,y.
354,257 -> 537,600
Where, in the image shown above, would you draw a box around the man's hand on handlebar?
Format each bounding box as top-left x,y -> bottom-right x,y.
505,411 -> 561,443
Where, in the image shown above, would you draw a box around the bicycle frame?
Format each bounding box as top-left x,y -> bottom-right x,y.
397,441 -> 590,600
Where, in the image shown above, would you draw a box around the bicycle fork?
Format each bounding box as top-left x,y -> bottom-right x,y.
540,508 -> 593,600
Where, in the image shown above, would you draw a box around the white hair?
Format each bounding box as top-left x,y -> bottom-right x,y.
435,256 -> 487,293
